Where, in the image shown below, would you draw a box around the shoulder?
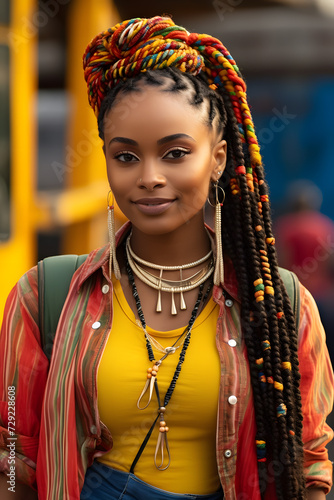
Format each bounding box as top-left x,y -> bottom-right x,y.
298,282 -> 323,336
1,265 -> 40,344
9,265 -> 39,317
297,281 -> 329,359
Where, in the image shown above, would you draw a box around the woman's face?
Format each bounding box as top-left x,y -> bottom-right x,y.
103,84 -> 227,236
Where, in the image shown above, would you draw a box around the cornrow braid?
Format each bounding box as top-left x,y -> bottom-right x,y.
96,67 -> 226,141
83,16 -> 305,498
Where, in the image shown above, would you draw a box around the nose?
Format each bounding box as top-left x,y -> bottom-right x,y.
137,160 -> 166,191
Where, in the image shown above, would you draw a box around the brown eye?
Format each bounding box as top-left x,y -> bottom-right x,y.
163,148 -> 191,159
114,151 -> 139,162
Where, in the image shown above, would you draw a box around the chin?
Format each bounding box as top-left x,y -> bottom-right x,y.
130,219 -> 185,236
133,215 -> 202,238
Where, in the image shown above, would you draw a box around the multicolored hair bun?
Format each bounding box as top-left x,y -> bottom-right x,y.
83,16 -> 246,119
83,16 -> 205,117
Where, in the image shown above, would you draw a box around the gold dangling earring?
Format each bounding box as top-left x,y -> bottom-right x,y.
107,191 -> 121,280
208,181 -> 225,286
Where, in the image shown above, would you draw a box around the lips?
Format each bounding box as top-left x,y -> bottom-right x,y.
133,198 -> 176,215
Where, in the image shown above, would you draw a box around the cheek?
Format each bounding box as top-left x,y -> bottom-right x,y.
177,170 -> 211,213
105,160 -> 113,188
106,173 -> 129,211
108,180 -> 129,206
106,162 -> 134,193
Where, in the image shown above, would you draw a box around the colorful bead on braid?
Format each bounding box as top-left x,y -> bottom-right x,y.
258,372 -> 267,389
262,340 -> 270,351
235,165 -> 246,175
266,237 -> 275,246
253,278 -> 264,302
246,172 -> 254,192
230,178 -> 240,196
256,440 -> 266,462
277,403 -> 287,418
259,249 -> 275,294
256,357 -> 264,369
258,202 -> 263,215
256,358 -> 267,388
260,251 -> 271,281
274,381 -> 284,391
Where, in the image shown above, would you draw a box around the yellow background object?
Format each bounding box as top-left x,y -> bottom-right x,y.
0,0 -> 37,317
0,0 -> 123,318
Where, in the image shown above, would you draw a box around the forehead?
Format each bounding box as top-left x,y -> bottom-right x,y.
103,85 -> 212,140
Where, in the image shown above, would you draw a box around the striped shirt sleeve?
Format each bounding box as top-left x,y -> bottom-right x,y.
298,283 -> 334,493
0,267 -> 49,489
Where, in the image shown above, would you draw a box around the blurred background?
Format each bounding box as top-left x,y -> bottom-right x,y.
0,0 -> 334,489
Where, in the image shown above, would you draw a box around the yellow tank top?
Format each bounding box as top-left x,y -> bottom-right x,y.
97,278 -> 221,494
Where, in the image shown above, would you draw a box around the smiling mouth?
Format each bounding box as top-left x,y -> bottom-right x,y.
133,199 -> 176,215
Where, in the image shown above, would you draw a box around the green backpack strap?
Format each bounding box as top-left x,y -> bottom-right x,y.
38,254 -> 88,361
278,267 -> 300,332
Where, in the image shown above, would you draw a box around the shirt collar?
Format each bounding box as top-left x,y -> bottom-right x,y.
75,221 -> 240,302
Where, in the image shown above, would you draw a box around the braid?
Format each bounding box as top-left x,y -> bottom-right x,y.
83,16 -> 306,498
198,33 -> 305,496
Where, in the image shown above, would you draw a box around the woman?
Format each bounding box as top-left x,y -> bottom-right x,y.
0,15 -> 333,500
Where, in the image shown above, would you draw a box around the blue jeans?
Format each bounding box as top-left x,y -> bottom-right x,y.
80,461 -> 224,500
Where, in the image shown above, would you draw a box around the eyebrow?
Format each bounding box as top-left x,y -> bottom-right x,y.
108,134 -> 196,147
157,134 -> 196,145
108,137 -> 137,146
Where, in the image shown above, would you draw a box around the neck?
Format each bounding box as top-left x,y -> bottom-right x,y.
129,214 -> 212,267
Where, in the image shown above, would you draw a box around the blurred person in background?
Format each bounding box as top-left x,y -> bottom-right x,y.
0,16 -> 333,500
275,180 -> 334,358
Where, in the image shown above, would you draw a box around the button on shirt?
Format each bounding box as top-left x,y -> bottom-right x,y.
0,222 -> 333,500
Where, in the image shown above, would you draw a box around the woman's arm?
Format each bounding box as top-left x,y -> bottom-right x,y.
306,488 -> 326,499
0,473 -> 38,499
0,267 -> 49,493
298,284 -> 334,495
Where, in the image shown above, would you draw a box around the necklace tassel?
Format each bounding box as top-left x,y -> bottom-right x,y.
180,291 -> 187,310
154,409 -> 171,470
137,364 -> 160,410
156,269 -> 163,312
179,268 -> 187,310
156,289 -> 162,312
171,289 -> 177,315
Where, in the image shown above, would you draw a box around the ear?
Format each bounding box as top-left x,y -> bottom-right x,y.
211,139 -> 227,182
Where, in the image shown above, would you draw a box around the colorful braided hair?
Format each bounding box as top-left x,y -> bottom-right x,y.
83,16 -> 305,499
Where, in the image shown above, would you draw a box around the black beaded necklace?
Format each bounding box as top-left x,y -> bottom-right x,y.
125,250 -> 212,472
